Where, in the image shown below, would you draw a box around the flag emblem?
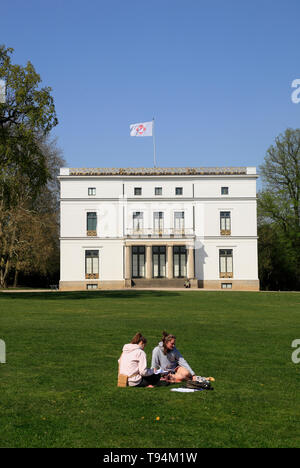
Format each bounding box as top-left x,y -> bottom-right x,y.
136,124 -> 146,135
130,121 -> 153,137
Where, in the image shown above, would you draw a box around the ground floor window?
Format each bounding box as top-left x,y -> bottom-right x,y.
173,246 -> 187,278
219,249 -> 233,278
132,246 -> 145,278
87,284 -> 98,290
221,283 -> 232,289
85,250 -> 99,279
153,246 -> 166,278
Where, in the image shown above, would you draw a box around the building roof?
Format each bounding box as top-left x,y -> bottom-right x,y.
66,167 -> 249,176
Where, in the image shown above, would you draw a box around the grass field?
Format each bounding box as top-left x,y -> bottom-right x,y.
0,290 -> 299,448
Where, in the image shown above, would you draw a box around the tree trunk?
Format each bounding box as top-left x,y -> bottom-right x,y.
0,223 -> 17,289
13,263 -> 20,288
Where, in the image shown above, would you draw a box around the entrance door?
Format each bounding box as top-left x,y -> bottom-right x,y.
132,246 -> 145,278
173,246 -> 187,278
152,246 -> 166,278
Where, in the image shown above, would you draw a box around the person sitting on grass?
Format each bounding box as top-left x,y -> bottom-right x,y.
118,332 -> 164,387
151,331 -> 197,383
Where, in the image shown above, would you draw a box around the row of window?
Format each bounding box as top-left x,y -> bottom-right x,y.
86,211 -> 232,234
85,248 -> 233,279
87,186 -> 230,196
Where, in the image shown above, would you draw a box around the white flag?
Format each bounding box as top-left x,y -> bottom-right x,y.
0,79 -> 6,104
130,121 -> 153,137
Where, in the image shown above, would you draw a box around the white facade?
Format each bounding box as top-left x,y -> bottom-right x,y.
59,167 -> 259,291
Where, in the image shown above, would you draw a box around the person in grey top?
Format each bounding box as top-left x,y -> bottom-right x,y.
151,331 -> 197,383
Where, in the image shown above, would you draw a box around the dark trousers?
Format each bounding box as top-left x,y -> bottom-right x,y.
135,373 -> 161,387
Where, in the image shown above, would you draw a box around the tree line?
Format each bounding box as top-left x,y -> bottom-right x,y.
0,45 -> 65,288
1,46 -> 299,290
258,129 -> 300,290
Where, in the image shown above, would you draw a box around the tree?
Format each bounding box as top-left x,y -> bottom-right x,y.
0,45 -> 60,288
0,135 -> 64,288
0,45 -> 58,208
258,128 -> 300,290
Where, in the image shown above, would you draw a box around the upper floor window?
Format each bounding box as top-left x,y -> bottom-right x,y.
155,187 -> 162,196
174,211 -> 184,231
134,187 -> 142,196
175,187 -> 183,195
153,212 -> 164,232
220,211 -> 231,235
221,186 -> 229,195
88,187 -> 96,196
87,212 -> 97,236
133,212 -> 143,231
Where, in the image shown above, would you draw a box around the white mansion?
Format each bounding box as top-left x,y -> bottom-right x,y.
59,167 -> 259,291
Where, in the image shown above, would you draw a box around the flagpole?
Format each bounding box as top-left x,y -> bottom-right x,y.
153,117 -> 157,167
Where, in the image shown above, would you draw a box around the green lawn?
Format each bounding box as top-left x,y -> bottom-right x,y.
0,290 -> 299,448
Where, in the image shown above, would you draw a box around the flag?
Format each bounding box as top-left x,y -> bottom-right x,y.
0,79 -> 6,103
130,121 -> 153,137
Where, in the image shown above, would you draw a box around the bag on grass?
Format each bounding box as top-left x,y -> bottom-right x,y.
117,352 -> 139,387
117,373 -> 129,387
185,379 -> 214,391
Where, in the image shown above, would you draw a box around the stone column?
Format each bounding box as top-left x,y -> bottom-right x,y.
167,245 -> 173,279
125,245 -> 131,287
187,246 -> 195,279
146,245 -> 152,279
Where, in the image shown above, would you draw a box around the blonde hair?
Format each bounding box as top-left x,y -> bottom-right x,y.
162,331 -> 176,355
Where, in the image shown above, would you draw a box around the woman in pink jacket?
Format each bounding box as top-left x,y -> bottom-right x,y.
118,333 -> 162,387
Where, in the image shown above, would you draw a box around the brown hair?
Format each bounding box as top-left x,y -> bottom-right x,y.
131,332 -> 147,345
162,331 -> 176,355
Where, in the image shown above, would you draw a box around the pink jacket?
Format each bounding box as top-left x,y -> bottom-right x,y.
118,343 -> 154,386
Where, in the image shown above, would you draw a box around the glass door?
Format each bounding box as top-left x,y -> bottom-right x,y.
132,246 -> 145,278
173,246 -> 187,278
152,246 -> 166,278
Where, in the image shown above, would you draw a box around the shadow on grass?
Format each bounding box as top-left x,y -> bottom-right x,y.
0,290 -> 181,301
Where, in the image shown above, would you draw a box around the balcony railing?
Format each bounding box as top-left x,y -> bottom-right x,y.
125,228 -> 195,238
220,229 -> 231,236
220,272 -> 233,278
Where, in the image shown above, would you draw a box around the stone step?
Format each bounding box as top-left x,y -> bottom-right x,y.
132,278 -> 190,288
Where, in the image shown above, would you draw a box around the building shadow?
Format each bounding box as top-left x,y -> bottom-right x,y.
0,290 -> 182,301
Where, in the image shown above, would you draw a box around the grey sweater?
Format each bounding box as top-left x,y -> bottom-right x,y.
151,341 -> 195,376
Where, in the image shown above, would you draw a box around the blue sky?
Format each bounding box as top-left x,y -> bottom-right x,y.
1,0 -> 300,172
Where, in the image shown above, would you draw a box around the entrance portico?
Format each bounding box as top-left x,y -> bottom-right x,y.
124,241 -> 197,288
